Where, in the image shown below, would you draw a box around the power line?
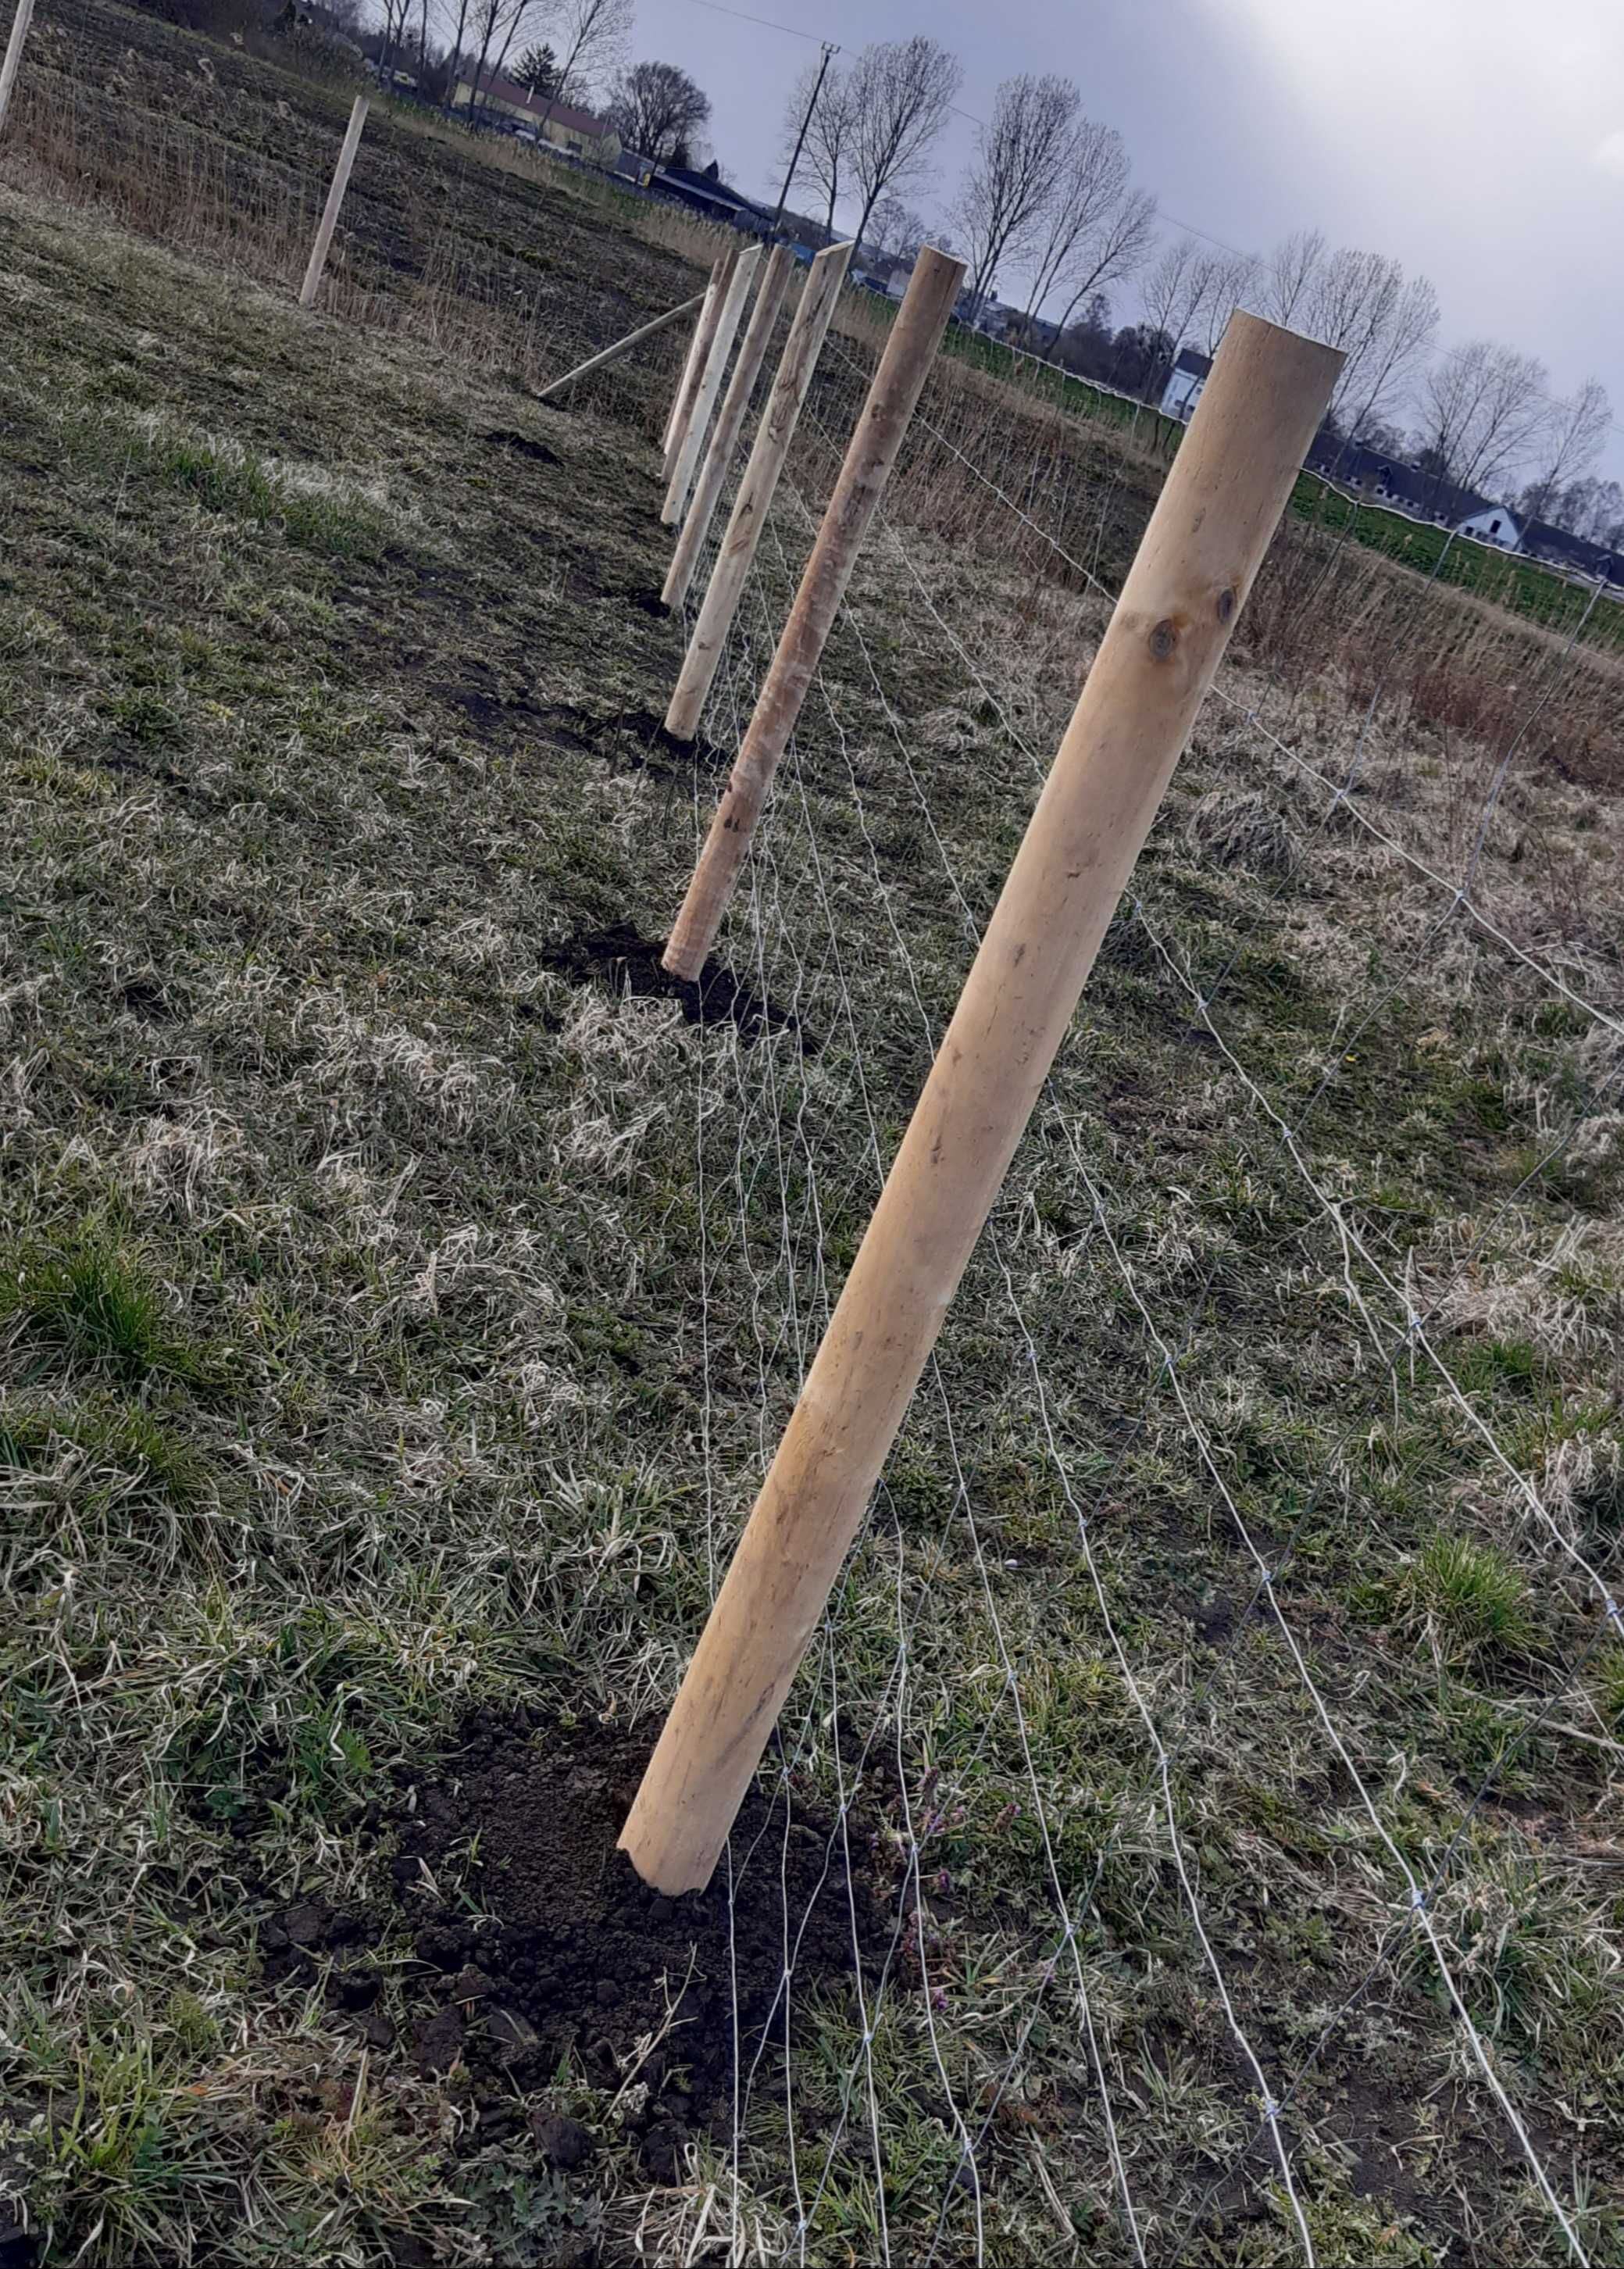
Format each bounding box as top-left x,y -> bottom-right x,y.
676,0 -> 832,43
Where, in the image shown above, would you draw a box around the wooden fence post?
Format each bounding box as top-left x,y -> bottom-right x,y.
662,244 -> 760,527
534,291 -> 705,406
662,248 -> 738,488
662,244 -> 794,610
661,247 -> 965,980
0,0 -> 37,133
664,258 -> 724,455
299,93 -> 369,310
622,311 -> 1344,1894
664,240 -> 853,743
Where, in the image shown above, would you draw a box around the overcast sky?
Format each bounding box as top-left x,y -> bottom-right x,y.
630,0 -> 1624,481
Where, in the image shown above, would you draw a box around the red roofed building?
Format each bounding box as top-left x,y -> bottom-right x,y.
453,70 -> 622,166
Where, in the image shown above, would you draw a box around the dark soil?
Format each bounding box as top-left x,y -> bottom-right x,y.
257,1715 -> 899,2189
541,921 -> 816,1051
380,1714 -> 900,2177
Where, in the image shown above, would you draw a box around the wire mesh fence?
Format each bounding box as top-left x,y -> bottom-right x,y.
4,4 -> 1622,2257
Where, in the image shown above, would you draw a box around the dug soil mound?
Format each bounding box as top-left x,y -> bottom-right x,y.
388,1714 -> 900,2177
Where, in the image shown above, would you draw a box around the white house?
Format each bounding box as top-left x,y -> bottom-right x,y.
1160,346 -> 1212,420
1454,505 -> 1522,551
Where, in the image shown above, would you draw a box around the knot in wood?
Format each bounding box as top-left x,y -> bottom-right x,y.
1148,617 -> 1178,660
1216,587 -> 1236,623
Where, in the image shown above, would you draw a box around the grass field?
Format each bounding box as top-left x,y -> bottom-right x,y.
3,9 -> 1624,2267
875,321 -> 1624,659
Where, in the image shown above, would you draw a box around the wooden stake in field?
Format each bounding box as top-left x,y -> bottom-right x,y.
662,244 -> 761,527
664,258 -> 726,455
0,0 -> 38,134
623,311 -> 1344,1895
662,244 -> 794,610
661,246 -> 965,980
664,239 -> 854,743
662,248 -> 738,488
299,93 -> 369,311
534,291 -> 706,406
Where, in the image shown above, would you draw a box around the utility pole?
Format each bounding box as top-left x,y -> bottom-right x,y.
770,39 -> 836,232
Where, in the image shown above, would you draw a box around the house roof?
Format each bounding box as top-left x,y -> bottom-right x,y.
1524,520 -> 1622,580
462,72 -> 612,138
652,163 -> 765,219
1172,347 -> 1212,379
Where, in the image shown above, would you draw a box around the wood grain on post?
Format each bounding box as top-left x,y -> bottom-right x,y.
664,259 -> 724,454
623,311 -> 1344,1894
662,246 -> 965,980
662,247 -> 738,488
662,245 -> 794,610
299,93 -> 369,309
664,240 -> 853,744
0,0 -> 38,132
534,291 -> 705,406
662,245 -> 761,527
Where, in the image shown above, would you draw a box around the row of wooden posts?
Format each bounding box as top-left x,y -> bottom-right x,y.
5,22 -> 1344,1895
595,262 -> 1344,1893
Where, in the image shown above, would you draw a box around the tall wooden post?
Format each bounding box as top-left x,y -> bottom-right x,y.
623,312 -> 1344,1894
662,245 -> 761,527
664,258 -> 725,455
662,244 -> 794,610
662,248 -> 739,488
0,0 -> 37,132
300,94 -> 369,309
661,247 -> 965,980
664,240 -> 853,743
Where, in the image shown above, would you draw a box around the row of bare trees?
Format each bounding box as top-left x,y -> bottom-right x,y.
777,47 -> 1612,533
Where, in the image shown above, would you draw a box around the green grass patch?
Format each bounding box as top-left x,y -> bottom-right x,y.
1401,1532 -> 1532,1663
2,1227 -> 217,1392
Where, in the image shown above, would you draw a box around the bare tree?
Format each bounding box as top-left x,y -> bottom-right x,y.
1258,226 -> 1326,327
1415,339 -> 1554,505
1331,269 -> 1437,441
436,0 -> 476,115
466,0 -> 537,123
1195,248 -> 1258,356
1255,232 -> 1438,446
1048,186 -> 1156,335
377,0 -> 415,83
1519,377 -> 1611,524
846,36 -> 960,251
1021,117 -> 1126,316
1137,234 -> 1218,374
955,73 -> 1080,319
1537,473 -> 1624,546
866,190 -> 924,259
778,53 -> 853,239
1020,118 -> 1156,331
542,0 -> 634,122
604,59 -> 709,163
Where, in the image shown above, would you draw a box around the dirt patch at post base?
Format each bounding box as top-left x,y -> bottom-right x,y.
389,1714 -> 899,2173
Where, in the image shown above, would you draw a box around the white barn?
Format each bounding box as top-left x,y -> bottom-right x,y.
1160,346 -> 1212,420
1454,505 -> 1523,551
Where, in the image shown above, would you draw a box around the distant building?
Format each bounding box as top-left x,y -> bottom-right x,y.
453,72 -> 621,166
1294,432 -> 1622,583
1160,346 -> 1211,420
1522,520 -> 1623,584
1454,504 -> 1522,550
650,159 -> 767,229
